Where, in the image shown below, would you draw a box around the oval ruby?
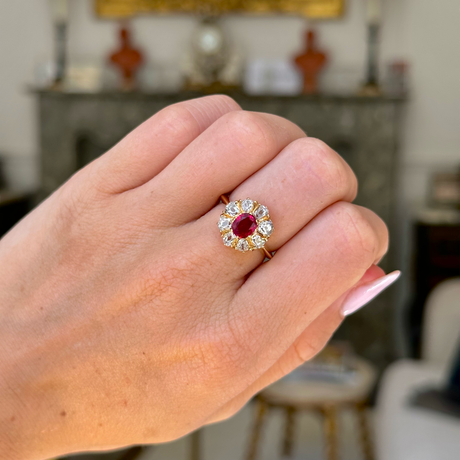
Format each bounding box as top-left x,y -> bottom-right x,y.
232,213 -> 257,238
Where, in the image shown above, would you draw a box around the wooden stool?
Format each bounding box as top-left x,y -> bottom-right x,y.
245,358 -> 376,460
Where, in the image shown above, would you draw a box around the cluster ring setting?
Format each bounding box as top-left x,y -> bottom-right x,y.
218,198 -> 274,253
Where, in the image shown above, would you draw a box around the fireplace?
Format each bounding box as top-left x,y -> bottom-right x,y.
36,89 -> 404,369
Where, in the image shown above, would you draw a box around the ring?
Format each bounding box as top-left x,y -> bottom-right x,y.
218,195 -> 274,259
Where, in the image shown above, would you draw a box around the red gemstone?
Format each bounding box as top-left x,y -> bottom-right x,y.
232,213 -> 257,238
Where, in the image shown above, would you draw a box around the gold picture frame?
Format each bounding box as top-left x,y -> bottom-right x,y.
95,0 -> 344,19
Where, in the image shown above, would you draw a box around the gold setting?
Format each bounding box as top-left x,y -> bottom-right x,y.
95,0 -> 344,19
218,198 -> 274,254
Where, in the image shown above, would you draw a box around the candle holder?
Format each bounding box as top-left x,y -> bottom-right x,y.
359,0 -> 383,96
359,22 -> 382,96
49,0 -> 69,89
52,21 -> 67,88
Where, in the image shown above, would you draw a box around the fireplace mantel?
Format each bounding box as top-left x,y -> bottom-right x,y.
35,89 -> 405,369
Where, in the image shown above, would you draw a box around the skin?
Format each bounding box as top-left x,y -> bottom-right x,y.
0,95 -> 388,460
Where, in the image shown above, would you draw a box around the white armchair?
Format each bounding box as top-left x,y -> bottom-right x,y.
375,278 -> 460,460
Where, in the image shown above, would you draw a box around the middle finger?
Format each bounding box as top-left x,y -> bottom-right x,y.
140,110 -> 306,225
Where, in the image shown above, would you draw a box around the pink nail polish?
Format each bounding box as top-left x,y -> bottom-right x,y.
341,270 -> 401,317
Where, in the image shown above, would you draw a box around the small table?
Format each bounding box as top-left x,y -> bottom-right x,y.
245,358 -> 376,460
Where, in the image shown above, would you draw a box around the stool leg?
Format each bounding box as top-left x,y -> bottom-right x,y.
356,403 -> 374,460
282,406 -> 296,458
245,398 -> 267,460
322,406 -> 338,460
190,430 -> 201,460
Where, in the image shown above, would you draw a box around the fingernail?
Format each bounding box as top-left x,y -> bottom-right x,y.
341,270 -> 401,317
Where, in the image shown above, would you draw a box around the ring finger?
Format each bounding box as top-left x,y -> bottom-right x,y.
194,137 -> 358,274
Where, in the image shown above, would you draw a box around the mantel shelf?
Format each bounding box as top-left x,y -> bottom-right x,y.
30,87 -> 407,103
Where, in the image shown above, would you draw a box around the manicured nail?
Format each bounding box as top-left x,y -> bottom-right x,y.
341,270 -> 401,317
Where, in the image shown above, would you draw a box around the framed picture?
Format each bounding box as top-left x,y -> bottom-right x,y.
95,0 -> 345,19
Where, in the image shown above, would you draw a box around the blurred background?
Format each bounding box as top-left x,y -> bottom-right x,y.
1,0 -> 460,459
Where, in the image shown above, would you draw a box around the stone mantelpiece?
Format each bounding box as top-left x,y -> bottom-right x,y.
36,89 -> 404,370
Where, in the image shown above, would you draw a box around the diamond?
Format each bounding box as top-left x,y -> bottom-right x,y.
241,199 -> 254,213
226,201 -> 240,216
232,213 -> 258,238
251,234 -> 266,248
218,216 -> 232,231
236,239 -> 249,252
223,232 -> 235,247
254,205 -> 268,220
258,220 -> 274,237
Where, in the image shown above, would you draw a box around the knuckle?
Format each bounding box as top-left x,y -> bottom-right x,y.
293,338 -> 320,364
54,180 -> 95,230
292,329 -> 336,366
222,111 -> 274,153
332,202 -> 381,265
291,137 -> 357,199
157,95 -> 241,139
157,103 -> 202,139
128,95 -> 242,157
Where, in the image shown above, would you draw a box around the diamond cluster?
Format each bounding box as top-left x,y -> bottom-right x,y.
218,199 -> 274,252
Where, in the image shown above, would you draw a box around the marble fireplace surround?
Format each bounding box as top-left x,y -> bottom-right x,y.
36,90 -> 404,370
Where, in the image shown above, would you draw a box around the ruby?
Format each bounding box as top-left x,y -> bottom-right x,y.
232,213 -> 257,238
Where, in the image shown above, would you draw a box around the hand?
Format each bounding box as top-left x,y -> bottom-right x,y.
0,95 -> 388,459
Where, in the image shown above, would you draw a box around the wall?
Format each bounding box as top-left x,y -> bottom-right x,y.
392,0 -> 460,204
2,0 -> 460,202
0,0 -> 51,188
